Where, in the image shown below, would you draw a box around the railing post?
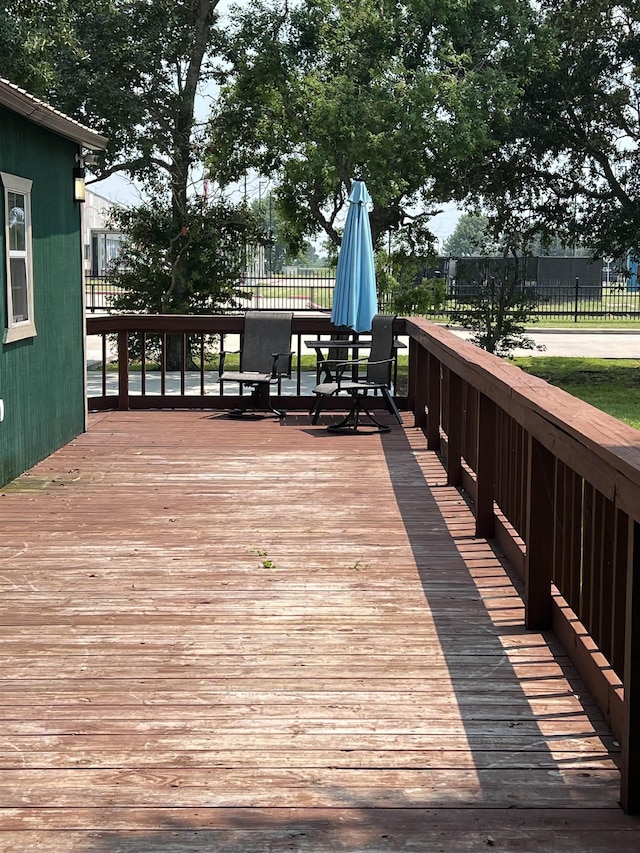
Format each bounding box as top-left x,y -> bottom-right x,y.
117,329 -> 130,411
476,393 -> 496,537
426,352 -> 441,452
574,276 -> 580,323
447,371 -> 463,487
411,340 -> 427,429
524,436 -> 555,628
621,519 -> 640,814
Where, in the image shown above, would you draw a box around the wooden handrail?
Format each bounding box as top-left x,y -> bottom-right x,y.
86,314 -> 409,414
405,316 -> 640,814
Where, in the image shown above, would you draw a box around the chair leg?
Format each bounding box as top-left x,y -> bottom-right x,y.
358,398 -> 392,433
327,395 -> 391,434
310,395 -> 326,425
228,383 -> 286,420
383,388 -> 403,424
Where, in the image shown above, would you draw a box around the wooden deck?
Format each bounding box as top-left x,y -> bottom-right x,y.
1,410 -> 639,851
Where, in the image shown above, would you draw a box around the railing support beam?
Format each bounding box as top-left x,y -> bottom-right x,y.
446,371 -> 463,487
524,437 -> 555,629
621,520 -> 640,814
412,340 -> 428,429
117,330 -> 129,411
476,393 -> 496,538
426,353 -> 441,452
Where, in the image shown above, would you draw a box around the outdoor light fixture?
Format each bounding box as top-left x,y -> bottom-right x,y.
73,153 -> 86,202
73,164 -> 86,202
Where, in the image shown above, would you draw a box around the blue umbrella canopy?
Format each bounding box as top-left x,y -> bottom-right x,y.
331,180 -> 377,333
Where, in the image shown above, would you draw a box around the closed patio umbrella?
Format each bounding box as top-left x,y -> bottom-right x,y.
331,180 -> 377,333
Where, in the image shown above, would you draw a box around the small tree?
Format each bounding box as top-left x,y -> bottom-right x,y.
449,254 -> 542,357
376,218 -> 446,316
109,199 -> 265,367
377,258 -> 447,316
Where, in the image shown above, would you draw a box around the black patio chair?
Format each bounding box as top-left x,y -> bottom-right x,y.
219,311 -> 293,419
309,314 -> 402,433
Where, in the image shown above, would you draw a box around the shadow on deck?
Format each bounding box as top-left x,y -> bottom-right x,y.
0,410 -> 638,851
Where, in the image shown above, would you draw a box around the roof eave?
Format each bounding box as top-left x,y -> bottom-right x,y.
0,78 -> 108,151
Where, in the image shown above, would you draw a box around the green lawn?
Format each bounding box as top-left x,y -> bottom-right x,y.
512,357 -> 640,430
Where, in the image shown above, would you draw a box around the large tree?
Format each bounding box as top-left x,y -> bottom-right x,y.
207,0 -> 537,254
2,1 -> 272,365
460,1 -> 640,262
443,215 -> 493,257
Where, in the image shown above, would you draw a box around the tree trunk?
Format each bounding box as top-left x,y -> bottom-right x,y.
163,1 -> 219,369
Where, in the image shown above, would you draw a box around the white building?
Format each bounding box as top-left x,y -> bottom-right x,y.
84,189 -> 124,276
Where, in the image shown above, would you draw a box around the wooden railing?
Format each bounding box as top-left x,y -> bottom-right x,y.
85,314 -> 408,413
87,313 -> 640,813
406,317 -> 640,814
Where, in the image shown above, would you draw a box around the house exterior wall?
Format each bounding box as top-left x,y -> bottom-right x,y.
0,105 -> 85,487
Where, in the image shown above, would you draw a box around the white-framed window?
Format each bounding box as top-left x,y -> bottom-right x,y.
2,172 -> 36,343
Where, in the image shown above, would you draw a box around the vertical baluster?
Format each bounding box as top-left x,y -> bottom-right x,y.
476,392 -> 496,538
180,333 -> 186,396
141,334 -> 147,396
101,335 -> 107,396
161,334 -> 167,396
409,339 -> 425,427
524,436 -> 555,629
581,483 -> 596,632
426,352 -> 441,451
447,371 -> 463,487
554,460 -> 567,593
568,471 -> 583,610
200,334 -> 205,395
612,510 -> 629,680
599,496 -> 615,663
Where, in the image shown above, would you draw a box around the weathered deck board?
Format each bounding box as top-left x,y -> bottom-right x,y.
0,410 -> 638,850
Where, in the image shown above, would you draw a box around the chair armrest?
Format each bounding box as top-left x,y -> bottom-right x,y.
219,349 -> 240,376
334,357 -> 394,387
270,351 -> 294,379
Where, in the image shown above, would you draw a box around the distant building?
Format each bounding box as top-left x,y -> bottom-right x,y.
84,189 -> 125,277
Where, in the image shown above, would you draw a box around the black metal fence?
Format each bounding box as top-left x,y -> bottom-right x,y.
85,272 -> 337,314
86,271 -> 640,321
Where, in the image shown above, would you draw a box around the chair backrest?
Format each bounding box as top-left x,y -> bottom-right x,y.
366,314 -> 396,385
241,310 -> 293,375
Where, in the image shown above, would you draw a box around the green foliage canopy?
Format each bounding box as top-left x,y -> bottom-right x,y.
460,1 -> 640,262
109,199 -> 264,314
442,215 -> 493,257
207,0 -> 537,253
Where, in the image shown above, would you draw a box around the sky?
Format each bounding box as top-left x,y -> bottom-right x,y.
94,168 -> 461,246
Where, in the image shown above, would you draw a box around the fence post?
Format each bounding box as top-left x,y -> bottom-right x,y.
524,436 -> 555,629
621,519 -> 640,814
574,276 -> 580,323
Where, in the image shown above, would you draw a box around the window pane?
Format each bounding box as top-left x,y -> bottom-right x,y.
8,191 -> 26,252
10,257 -> 29,322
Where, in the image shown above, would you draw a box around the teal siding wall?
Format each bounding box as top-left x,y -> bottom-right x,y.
0,106 -> 85,487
